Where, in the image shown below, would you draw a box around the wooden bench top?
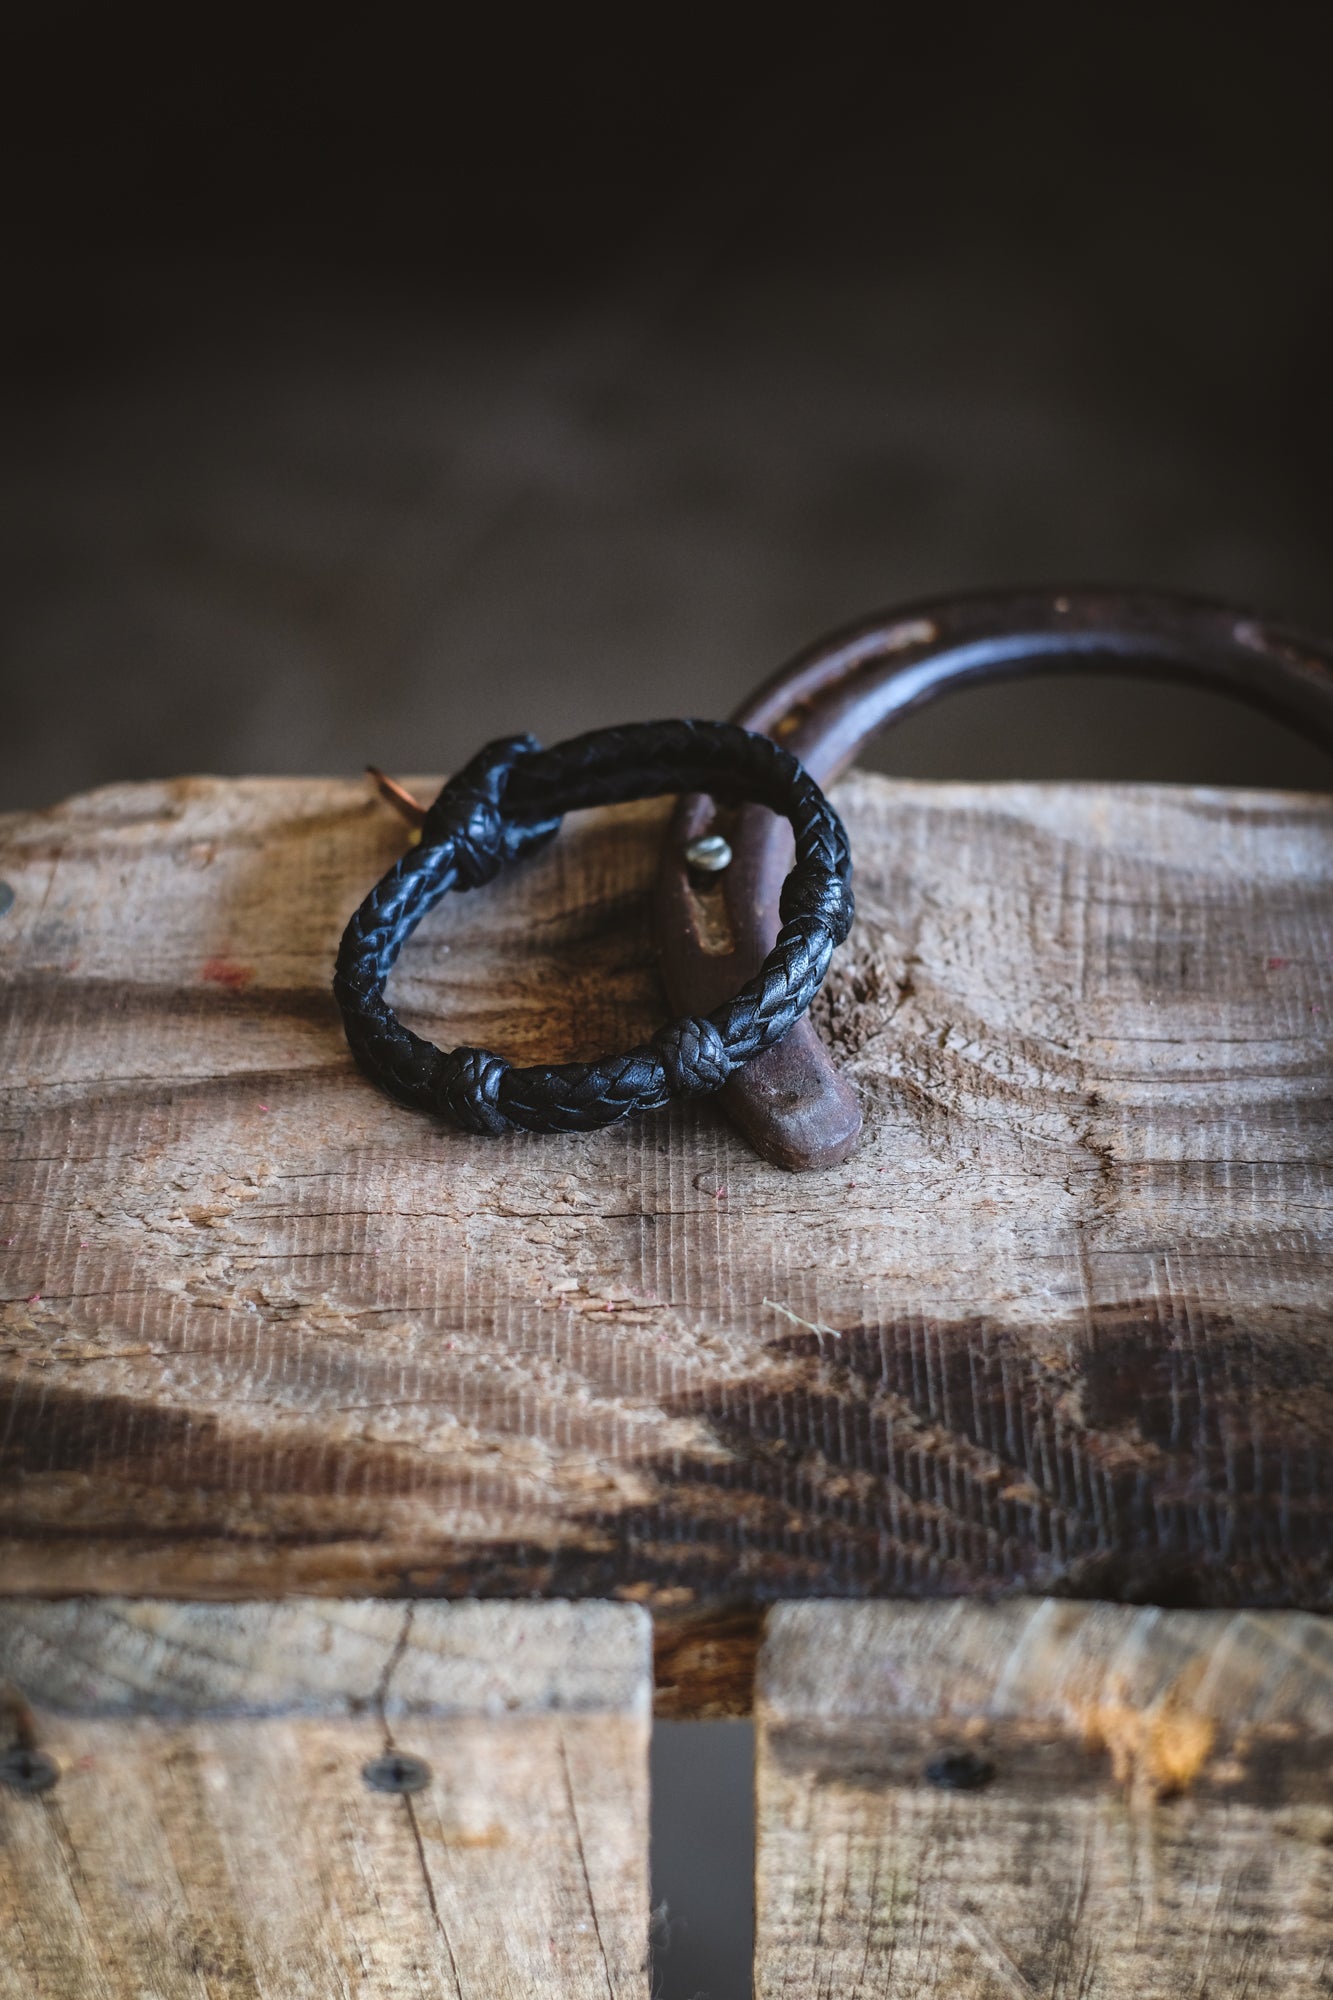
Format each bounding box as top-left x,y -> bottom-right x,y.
2,773 -> 1330,1703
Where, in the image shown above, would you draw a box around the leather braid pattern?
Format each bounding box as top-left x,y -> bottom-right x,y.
334,721 -> 853,1136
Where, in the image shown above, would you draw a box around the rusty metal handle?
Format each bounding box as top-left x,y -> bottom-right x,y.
654,587 -> 1333,1171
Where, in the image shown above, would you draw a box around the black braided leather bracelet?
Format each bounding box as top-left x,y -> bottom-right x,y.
333,719 -> 853,1136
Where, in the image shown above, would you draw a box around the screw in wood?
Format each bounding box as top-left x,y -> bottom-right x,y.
684,833 -> 732,873
0,1747 -> 60,1795
362,1751 -> 432,1795
922,1750 -> 996,1791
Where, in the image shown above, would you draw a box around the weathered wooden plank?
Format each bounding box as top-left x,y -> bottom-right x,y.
0,1599 -> 651,1998
1,776 -> 1331,1640
755,1600 -> 1333,1998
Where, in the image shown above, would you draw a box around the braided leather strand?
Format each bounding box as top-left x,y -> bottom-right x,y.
334,721 -> 853,1137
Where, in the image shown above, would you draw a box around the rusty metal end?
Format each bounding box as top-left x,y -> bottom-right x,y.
719,1024 -> 862,1171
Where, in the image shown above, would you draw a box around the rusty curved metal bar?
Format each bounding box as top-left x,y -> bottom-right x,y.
654,587 -> 1333,1171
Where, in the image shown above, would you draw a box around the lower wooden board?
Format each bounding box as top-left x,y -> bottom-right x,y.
0,1600 -> 651,1999
754,1600 -> 1333,1999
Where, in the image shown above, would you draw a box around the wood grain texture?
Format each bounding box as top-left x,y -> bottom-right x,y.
0,1597 -> 650,1717
755,1600 -> 1333,1999
0,1599 -> 651,1998
1,775 -> 1331,1629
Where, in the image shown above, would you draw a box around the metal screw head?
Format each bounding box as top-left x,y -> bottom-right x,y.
684,833 -> 732,874
923,1750 -> 995,1792
0,1747 -> 59,1795
362,1751 -> 432,1795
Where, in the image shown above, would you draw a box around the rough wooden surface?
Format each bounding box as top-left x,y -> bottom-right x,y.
0,1599 -> 651,1998
1,775 -> 1331,1634
755,1600 -> 1333,1998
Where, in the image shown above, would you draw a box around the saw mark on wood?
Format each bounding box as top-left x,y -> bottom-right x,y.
2,1301 -> 1330,1609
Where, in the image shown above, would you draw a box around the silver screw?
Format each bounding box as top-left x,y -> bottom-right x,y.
684,833 -> 732,874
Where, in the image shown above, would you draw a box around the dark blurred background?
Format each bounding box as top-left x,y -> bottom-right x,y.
5,7 -> 1333,1992
6,6 -> 1333,818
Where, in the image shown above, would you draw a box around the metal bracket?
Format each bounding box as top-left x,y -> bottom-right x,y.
654,587 -> 1333,1170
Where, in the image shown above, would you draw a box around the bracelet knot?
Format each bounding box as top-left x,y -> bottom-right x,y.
652,1015 -> 732,1094
434,1046 -> 511,1134
419,734 -> 558,888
